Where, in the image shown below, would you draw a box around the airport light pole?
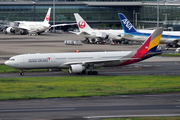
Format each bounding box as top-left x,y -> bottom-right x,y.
163,1 -> 169,24
53,0 -> 55,32
33,1 -> 36,21
157,0 -> 159,27
133,10 -> 135,26
135,12 -> 140,27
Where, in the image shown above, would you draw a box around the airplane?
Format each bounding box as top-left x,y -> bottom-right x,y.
118,13 -> 180,48
4,8 -> 52,35
3,8 -> 75,35
72,13 -> 124,43
5,27 -> 163,76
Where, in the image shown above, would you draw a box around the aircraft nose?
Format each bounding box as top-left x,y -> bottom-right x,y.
4,60 -> 9,66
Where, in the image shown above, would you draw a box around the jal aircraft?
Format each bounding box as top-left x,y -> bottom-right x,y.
73,13 -> 123,43
4,8 -> 74,35
4,8 -> 52,35
119,13 -> 180,48
5,27 -> 163,76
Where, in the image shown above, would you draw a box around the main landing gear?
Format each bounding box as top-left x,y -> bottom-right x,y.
87,71 -> 98,75
20,69 -> 24,76
81,70 -> 98,75
83,65 -> 98,75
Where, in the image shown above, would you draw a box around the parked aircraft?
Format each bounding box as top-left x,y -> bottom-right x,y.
4,8 -> 52,35
3,8 -> 75,35
73,13 -> 123,43
118,13 -> 180,47
5,27 -> 163,76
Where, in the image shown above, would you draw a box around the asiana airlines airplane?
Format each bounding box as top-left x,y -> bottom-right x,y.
5,27 -> 163,76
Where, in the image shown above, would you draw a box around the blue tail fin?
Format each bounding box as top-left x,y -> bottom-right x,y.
118,13 -> 137,33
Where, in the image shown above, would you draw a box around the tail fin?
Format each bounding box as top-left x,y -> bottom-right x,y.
119,27 -> 163,66
118,13 -> 137,33
74,13 -> 93,32
43,8 -> 51,24
136,27 -> 163,58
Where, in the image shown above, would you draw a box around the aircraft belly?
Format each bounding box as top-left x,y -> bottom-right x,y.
20,62 -> 58,69
123,36 -> 145,42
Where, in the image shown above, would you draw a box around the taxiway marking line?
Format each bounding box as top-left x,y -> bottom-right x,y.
84,114 -> 180,119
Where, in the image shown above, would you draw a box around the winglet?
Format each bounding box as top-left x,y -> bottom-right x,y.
43,8 -> 51,24
118,13 -> 137,33
74,13 -> 92,32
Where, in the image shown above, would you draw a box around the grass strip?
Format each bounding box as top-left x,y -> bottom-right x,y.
160,53 -> 180,57
0,75 -> 180,100
0,65 -> 49,73
104,116 -> 180,120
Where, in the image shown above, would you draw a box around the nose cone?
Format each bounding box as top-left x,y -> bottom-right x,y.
4,60 -> 10,66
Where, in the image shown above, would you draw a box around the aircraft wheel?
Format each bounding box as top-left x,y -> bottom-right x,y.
88,71 -> 93,75
93,71 -> 98,75
82,70 -> 86,74
20,72 -> 24,76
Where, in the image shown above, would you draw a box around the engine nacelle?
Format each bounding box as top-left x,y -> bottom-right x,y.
6,27 -> 15,34
69,64 -> 85,73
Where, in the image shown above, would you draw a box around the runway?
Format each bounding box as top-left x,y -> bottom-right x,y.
0,93 -> 180,120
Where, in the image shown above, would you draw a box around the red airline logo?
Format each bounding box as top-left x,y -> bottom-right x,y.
78,21 -> 86,29
47,57 -> 50,61
46,15 -> 50,21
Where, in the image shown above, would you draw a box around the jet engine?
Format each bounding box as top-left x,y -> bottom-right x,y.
6,27 -> 15,34
69,64 -> 85,73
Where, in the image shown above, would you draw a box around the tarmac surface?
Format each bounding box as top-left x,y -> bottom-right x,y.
0,93 -> 180,120
0,32 -> 180,120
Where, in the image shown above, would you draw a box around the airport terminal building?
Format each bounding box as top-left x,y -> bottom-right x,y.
1,0 -> 180,31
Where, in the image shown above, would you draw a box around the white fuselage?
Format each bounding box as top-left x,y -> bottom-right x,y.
18,21 -> 50,34
5,51 -> 131,69
79,29 -> 124,40
122,29 -> 180,44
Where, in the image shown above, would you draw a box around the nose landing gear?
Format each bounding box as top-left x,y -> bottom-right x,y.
20,69 -> 24,76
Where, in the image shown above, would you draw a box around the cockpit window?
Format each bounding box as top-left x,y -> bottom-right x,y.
9,58 -> 15,61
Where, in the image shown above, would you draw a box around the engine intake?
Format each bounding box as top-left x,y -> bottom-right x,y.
6,27 -> 15,34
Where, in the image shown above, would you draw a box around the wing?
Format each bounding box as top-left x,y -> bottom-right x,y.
69,31 -> 91,35
60,58 -> 139,67
12,26 -> 31,31
51,23 -> 76,27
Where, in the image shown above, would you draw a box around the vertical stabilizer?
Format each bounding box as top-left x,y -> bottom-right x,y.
74,13 -> 93,32
118,13 -> 137,33
43,8 -> 51,24
119,27 -> 163,66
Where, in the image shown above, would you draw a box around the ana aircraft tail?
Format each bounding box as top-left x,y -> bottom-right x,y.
74,13 -> 93,32
119,27 -> 163,66
118,13 -> 137,33
43,8 -> 51,24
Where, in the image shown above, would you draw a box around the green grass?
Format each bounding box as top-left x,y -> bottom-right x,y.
0,65 -> 49,73
0,75 -> 180,100
104,116 -> 180,120
160,53 -> 180,57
